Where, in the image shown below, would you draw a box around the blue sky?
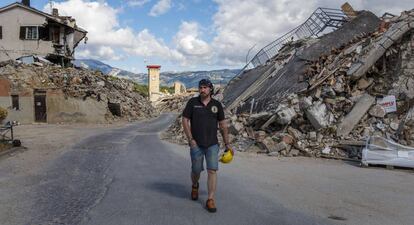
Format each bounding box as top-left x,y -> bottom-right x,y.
2,0 -> 413,73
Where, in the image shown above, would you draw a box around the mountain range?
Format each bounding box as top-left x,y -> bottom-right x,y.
73,59 -> 240,88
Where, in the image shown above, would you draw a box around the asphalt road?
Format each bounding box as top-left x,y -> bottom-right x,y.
3,114 -> 413,225
22,114 -> 331,225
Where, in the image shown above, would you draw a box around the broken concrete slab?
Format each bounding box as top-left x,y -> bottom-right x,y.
348,18 -> 413,80
337,94 -> 375,137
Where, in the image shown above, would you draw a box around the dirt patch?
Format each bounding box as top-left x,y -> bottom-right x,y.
0,143 -> 12,154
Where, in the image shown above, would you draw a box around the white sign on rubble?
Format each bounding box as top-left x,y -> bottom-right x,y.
377,95 -> 397,113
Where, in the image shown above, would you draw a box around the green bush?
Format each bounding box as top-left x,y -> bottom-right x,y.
133,83 -> 149,97
0,106 -> 8,121
160,86 -> 174,94
132,83 -> 174,97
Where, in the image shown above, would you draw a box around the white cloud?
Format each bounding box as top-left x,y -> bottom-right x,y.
127,0 -> 151,7
211,0 -> 317,66
174,21 -> 212,58
47,0 -> 414,69
211,0 -> 414,66
47,0 -> 181,62
149,0 -> 172,17
97,46 -> 122,60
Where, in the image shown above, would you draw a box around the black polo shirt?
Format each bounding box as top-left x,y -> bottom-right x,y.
182,96 -> 225,148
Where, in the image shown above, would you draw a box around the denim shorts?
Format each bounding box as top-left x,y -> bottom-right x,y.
190,144 -> 219,174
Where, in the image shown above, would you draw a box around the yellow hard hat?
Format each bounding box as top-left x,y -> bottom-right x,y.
220,149 -> 233,164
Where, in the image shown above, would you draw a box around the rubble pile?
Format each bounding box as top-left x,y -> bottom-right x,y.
226,10 -> 414,159
164,9 -> 414,160
161,115 -> 187,145
156,93 -> 193,113
0,60 -> 157,121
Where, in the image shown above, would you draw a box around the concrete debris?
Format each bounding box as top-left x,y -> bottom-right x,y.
259,137 -> 278,153
369,104 -> 386,118
357,78 -> 374,89
275,106 -> 296,125
155,93 -> 193,113
337,94 -> 375,137
163,8 -> 414,160
305,101 -> 333,130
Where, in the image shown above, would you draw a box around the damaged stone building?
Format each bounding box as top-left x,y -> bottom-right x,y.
0,61 -> 156,124
0,1 -> 139,124
0,0 -> 87,66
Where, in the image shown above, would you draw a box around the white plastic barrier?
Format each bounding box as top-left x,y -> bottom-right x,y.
362,136 -> 414,168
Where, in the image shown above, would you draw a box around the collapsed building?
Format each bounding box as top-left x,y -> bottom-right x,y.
0,0 -> 87,66
165,4 -> 414,162
0,60 -> 156,124
0,1 -> 158,124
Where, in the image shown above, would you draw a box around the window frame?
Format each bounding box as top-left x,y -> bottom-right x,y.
25,26 -> 39,40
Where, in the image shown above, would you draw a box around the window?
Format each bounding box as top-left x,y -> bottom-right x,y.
26,26 -> 38,40
20,26 -> 39,40
0,26 -> 2,39
11,95 -> 19,110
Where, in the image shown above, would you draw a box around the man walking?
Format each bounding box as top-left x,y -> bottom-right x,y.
182,79 -> 231,213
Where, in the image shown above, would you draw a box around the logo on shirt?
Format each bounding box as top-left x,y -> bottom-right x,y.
211,106 -> 218,113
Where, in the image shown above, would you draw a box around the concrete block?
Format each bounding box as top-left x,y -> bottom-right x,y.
305,101 -> 331,130
369,105 -> 386,118
274,142 -> 289,152
276,107 -> 296,125
288,127 -> 303,140
337,94 -> 375,137
260,137 -> 278,153
288,149 -> 300,157
282,134 -> 294,145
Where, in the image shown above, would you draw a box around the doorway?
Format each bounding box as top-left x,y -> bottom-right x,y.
34,90 -> 47,122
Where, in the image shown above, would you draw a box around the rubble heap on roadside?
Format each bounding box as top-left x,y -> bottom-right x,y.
155,93 -> 194,113
226,9 -> 414,159
0,60 -> 157,121
164,9 -> 414,160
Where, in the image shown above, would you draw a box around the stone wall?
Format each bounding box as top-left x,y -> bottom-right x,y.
47,89 -> 107,123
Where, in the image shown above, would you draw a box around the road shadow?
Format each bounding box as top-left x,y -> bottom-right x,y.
342,160 -> 361,167
146,181 -> 206,199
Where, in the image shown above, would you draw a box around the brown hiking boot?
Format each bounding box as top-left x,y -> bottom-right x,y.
206,199 -> 217,213
191,183 -> 199,201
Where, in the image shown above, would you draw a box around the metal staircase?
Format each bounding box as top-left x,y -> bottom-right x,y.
241,7 -> 349,72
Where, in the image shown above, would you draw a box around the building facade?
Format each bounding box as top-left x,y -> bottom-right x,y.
0,1 -> 87,66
